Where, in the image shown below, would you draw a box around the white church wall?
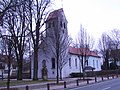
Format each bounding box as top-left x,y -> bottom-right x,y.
88,56 -> 101,71
62,54 -> 82,78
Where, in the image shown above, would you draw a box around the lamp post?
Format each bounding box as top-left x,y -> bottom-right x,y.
1,69 -> 4,81
1,65 -> 5,81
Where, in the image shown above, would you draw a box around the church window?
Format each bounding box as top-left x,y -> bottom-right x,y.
96,60 -> 99,68
69,58 -> 71,67
86,60 -> 88,66
48,22 -> 51,28
60,21 -> 62,27
52,21 -> 55,27
75,58 -> 77,67
62,29 -> 64,34
51,58 -> 55,69
93,60 -> 95,67
64,23 -> 66,28
42,60 -> 46,67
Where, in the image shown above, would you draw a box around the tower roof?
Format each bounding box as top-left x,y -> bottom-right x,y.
46,8 -> 64,21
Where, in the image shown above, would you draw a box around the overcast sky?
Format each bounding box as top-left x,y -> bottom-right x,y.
54,0 -> 120,41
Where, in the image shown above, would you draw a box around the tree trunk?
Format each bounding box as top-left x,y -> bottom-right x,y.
56,57 -> 59,84
17,54 -> 23,80
60,68 -> 62,80
81,55 -> 85,79
105,50 -> 109,70
17,59 -> 23,80
7,56 -> 11,90
33,48 -> 38,80
114,59 -> 117,69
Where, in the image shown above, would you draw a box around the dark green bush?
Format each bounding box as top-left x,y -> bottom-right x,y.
70,73 -> 83,77
0,88 -> 18,90
69,69 -> 120,77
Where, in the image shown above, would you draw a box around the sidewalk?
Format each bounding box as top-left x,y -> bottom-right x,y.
0,76 -> 118,90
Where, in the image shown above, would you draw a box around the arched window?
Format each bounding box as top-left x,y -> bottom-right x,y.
64,23 -> 66,28
51,58 -> 55,69
42,60 -> 46,67
48,22 -> 51,28
69,58 -> 71,67
93,60 -> 95,67
52,21 -> 55,27
60,21 -> 62,27
62,29 -> 64,34
75,58 -> 77,67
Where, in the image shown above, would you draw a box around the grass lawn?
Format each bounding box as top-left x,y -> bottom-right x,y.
0,80 -> 55,87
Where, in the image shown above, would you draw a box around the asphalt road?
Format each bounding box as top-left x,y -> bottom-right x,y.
70,78 -> 120,90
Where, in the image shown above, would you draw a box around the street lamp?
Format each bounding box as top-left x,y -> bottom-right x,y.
1,66 -> 5,81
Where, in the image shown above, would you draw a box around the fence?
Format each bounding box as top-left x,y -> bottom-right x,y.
25,74 -> 119,90
0,74 -> 119,90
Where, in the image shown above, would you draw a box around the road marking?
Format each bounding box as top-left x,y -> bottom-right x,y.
102,87 -> 111,90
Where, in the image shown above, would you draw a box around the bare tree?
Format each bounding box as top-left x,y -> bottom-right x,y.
75,25 -> 94,78
1,0 -> 29,80
108,29 -> 120,49
47,24 -> 72,83
106,29 -> 120,69
0,0 -> 20,25
6,37 -> 13,90
0,34 -> 14,90
27,0 -> 52,80
58,36 -> 71,80
98,32 -> 112,70
1,0 -> 52,80
0,0 -> 12,22
99,29 -> 120,70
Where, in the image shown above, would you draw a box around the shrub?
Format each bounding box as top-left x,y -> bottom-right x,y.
0,88 -> 18,90
70,73 -> 83,77
69,69 -> 120,77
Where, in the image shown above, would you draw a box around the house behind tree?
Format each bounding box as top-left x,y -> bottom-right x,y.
0,54 -> 17,78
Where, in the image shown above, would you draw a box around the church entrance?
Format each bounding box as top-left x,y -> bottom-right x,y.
42,60 -> 48,80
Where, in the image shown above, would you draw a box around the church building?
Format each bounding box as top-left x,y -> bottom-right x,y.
31,8 -> 101,79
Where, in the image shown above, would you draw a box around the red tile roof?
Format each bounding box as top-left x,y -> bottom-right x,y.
68,46 -> 100,58
46,8 -> 63,21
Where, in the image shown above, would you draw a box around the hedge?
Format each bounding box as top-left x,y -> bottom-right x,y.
70,69 -> 120,77
0,88 -> 18,90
